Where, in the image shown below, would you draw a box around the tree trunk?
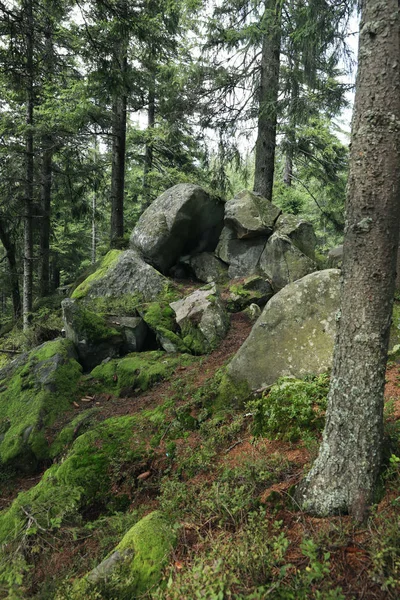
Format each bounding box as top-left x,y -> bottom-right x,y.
253,0 -> 281,200
296,0 -> 400,518
110,0 -> 128,249
110,92 -> 127,247
142,78 -> 156,210
23,0 -> 34,331
0,220 -> 21,320
38,137 -> 52,297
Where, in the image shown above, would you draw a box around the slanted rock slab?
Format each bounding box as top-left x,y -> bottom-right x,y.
72,249 -> 168,303
130,184 -> 224,273
224,189 -> 281,239
275,213 -> 317,259
170,284 -> 230,354
227,269 -> 340,390
216,226 -> 267,278
259,232 -> 317,291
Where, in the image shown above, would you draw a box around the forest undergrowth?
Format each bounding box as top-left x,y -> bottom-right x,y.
0,310 -> 400,599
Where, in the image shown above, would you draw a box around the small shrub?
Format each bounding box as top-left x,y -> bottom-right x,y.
248,374 -> 329,442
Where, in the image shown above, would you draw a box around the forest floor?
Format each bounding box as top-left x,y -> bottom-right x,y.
2,312 -> 400,598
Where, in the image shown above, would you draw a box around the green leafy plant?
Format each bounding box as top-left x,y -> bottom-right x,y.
248,374 -> 329,441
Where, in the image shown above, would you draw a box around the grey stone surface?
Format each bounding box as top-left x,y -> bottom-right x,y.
275,213 -> 317,259
224,190 -> 281,239
62,299 -> 123,371
227,269 -> 341,390
79,250 -> 168,302
170,284 -> 230,354
327,245 -> 343,268
189,252 -> 228,283
259,232 -> 317,290
130,184 -> 224,273
107,316 -> 148,353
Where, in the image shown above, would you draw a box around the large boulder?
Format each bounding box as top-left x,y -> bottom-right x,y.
170,284 -> 230,354
227,269 -> 340,390
72,249 -> 168,303
0,339 -> 82,470
224,190 -> 281,239
130,184 -> 224,273
275,213 -> 317,259
259,232 -> 317,291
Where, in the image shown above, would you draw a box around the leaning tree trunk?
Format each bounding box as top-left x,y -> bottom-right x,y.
253,0 -> 281,200
296,0 -> 400,519
23,0 -> 34,331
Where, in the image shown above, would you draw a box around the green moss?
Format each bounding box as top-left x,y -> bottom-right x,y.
49,408 -> 100,459
73,306 -> 119,344
72,511 -> 175,599
91,351 -> 195,396
215,372 -> 252,411
72,250 -> 122,300
85,293 -> 144,317
142,301 -> 189,352
390,301 -> 400,349
0,339 -> 82,468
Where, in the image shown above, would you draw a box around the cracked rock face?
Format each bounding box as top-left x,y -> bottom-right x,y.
227,269 -> 341,390
259,232 -> 317,291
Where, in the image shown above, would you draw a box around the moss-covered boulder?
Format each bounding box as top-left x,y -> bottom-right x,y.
0,414 -> 148,593
72,249 -> 168,303
62,299 -> 123,371
130,184 -> 224,274
227,269 -> 340,391
259,232 -> 317,291
170,284 -> 230,354
0,339 -> 82,471
74,511 -> 175,598
90,351 -> 195,397
224,190 -> 281,239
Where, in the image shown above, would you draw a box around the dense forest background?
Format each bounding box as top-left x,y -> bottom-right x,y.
0,0 -> 354,332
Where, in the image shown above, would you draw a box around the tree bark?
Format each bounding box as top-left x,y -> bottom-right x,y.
253,0 -> 281,200
23,0 -> 34,331
110,0 -> 128,249
142,77 -> 156,210
296,0 -> 400,518
0,220 -> 21,320
38,136 -> 52,297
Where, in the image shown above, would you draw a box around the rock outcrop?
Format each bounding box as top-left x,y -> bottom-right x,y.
215,190 -> 317,289
226,269 -> 340,390
130,184 -> 224,273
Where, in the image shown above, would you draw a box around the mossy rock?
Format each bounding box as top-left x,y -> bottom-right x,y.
73,511 -> 176,599
227,275 -> 274,312
0,339 -> 82,470
90,351 -> 195,397
0,415 -> 145,547
140,297 -> 189,353
71,249 -> 168,304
